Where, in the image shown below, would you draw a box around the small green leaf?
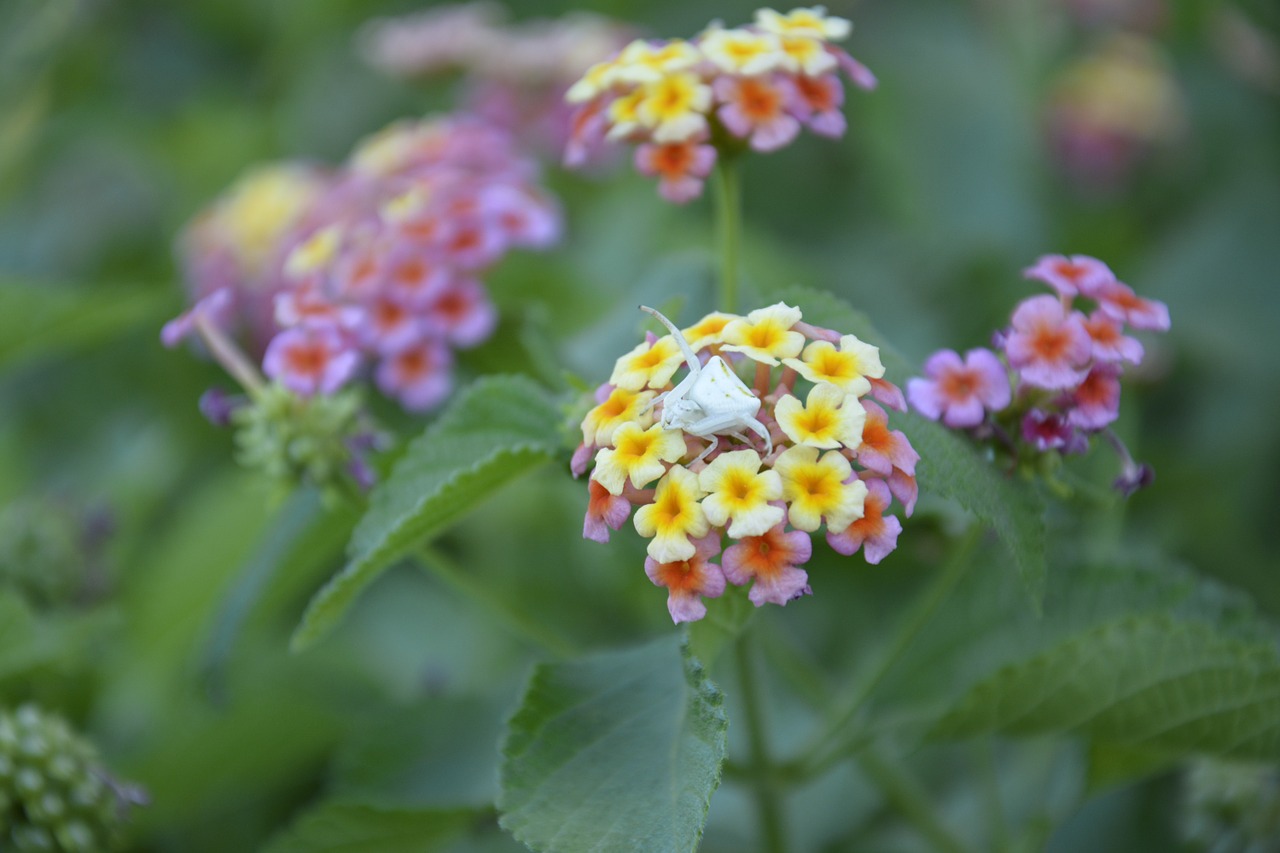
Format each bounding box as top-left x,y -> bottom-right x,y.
499,635 -> 727,853
779,285 -> 1047,609
291,376 -> 561,651
262,802 -> 477,853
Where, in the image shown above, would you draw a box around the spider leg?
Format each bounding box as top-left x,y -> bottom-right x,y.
692,435 -> 719,466
744,416 -> 773,456
640,305 -> 701,377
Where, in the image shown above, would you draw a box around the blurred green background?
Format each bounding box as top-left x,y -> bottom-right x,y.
1,0 -> 1278,850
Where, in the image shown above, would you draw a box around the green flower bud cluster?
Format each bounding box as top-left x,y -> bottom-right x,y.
0,705 -> 139,852
1182,758 -> 1280,852
232,383 -> 372,496
0,503 -> 84,608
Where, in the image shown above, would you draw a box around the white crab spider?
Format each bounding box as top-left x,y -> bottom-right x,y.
639,305 -> 772,464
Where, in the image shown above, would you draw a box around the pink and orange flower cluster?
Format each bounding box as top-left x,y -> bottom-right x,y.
907,254 -> 1169,492
563,6 -> 876,203
166,115 -> 560,412
575,302 -> 918,624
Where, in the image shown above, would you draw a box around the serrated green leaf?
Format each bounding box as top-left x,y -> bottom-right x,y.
262,802 -> 477,853
0,280 -> 169,372
931,615 -> 1280,758
291,376 -> 561,651
778,285 -> 1047,609
498,635 -> 727,853
874,552 -> 1280,763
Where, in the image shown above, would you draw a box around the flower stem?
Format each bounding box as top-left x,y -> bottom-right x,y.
195,315 -> 267,399
734,630 -> 787,853
797,524 -> 982,775
713,156 -> 743,313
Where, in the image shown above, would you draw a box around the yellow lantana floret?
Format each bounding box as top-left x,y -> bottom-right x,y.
775,383 -> 866,450
637,72 -> 712,143
774,446 -> 867,532
778,34 -> 837,76
682,312 -> 737,352
284,225 -> 342,280
610,335 -> 687,391
566,58 -> 620,104
217,166 -> 322,276
591,422 -> 686,495
698,450 -> 785,538
782,334 -> 884,395
634,465 -> 710,562
613,39 -> 703,86
699,27 -> 786,76
606,88 -> 648,141
755,7 -> 852,42
722,302 -> 806,365
581,387 -> 657,446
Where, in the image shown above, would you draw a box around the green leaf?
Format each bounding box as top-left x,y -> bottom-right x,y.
932,614 -> 1280,759
262,802 -> 477,853
0,280 -> 169,372
778,285 -> 1047,609
877,552 -> 1280,763
291,376 -> 561,651
498,635 -> 727,853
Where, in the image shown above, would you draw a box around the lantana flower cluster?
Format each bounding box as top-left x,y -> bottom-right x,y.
574,302 -> 918,624
563,6 -> 877,203
906,254 -> 1170,494
167,115 -> 560,413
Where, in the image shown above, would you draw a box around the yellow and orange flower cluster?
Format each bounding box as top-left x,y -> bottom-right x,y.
576,302 -> 919,624
563,7 -> 878,203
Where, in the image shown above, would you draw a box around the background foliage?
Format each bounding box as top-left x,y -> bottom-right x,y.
1,0 -> 1278,850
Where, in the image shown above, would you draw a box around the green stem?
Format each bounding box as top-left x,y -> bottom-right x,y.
798,524 -> 983,775
734,631 -> 787,853
415,546 -> 578,659
713,157 -> 742,313
859,746 -> 974,853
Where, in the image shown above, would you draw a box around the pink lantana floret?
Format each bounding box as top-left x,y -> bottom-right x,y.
1065,365 -> 1122,430
263,326 -> 360,396
1023,253 -> 1115,298
721,514 -> 813,607
1082,309 -> 1144,365
634,139 -> 717,204
714,75 -> 802,153
1004,295 -> 1092,390
791,73 -> 846,138
907,348 -> 1010,429
644,533 -> 726,624
1021,409 -> 1086,454
1094,280 -> 1171,332
375,338 -> 453,411
584,479 -> 632,543
826,478 -> 901,565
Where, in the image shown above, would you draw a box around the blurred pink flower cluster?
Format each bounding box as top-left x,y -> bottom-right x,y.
167,115 -> 560,412
562,6 -> 877,203
907,254 -> 1169,494
358,3 -> 631,159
